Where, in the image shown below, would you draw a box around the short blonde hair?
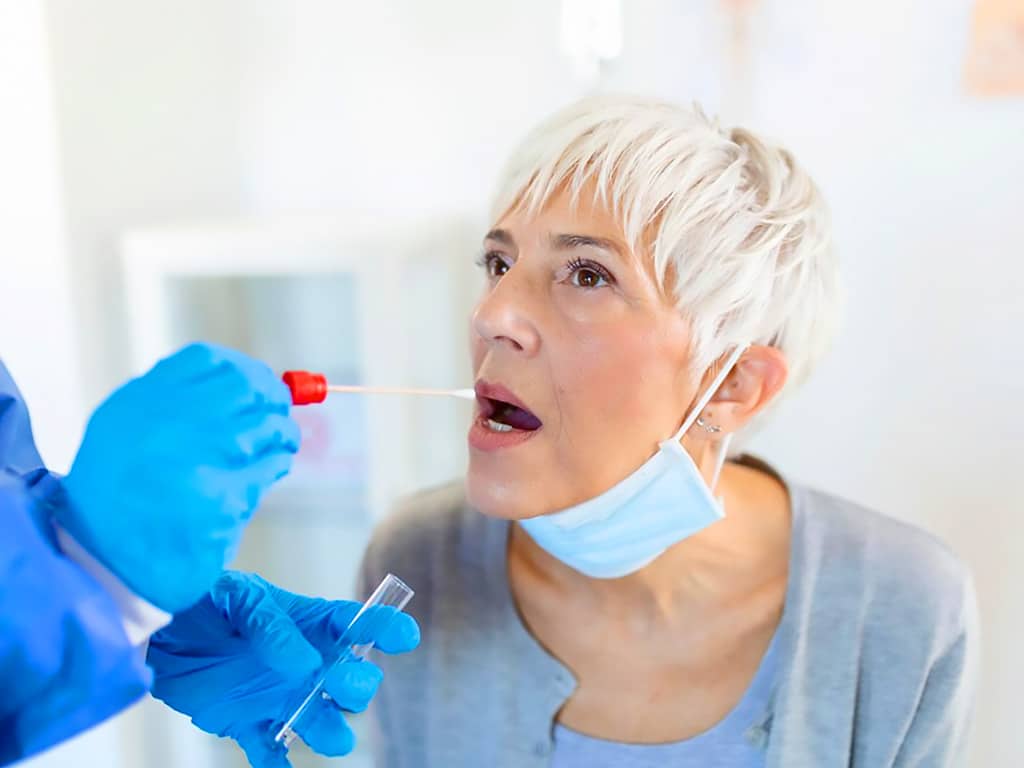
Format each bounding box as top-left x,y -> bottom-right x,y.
492,95 -> 839,389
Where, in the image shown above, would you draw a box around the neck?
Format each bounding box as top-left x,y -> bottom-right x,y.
509,460 -> 791,618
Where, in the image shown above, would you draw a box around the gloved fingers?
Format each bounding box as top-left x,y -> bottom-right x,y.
144,342 -> 222,385
370,609 -> 420,654
190,462 -> 282,523
293,599 -> 420,656
286,598 -> 363,650
233,723 -> 294,768
221,412 -> 301,465
321,659 -> 383,713
146,342 -> 288,417
290,599 -> 418,655
210,572 -> 323,680
227,365 -> 292,417
262,587 -> 419,662
243,448 -> 297,489
141,343 -> 268,391
202,346 -> 292,415
217,450 -> 296,515
181,362 -> 290,420
167,343 -> 274,389
330,604 -> 422,655
244,376 -> 294,417
293,700 -> 356,757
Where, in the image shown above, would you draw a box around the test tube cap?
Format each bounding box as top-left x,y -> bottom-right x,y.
282,370 -> 328,405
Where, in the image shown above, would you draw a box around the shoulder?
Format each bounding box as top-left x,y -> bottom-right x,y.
369,481 -> 468,553
793,484 -> 976,645
358,480 -> 500,597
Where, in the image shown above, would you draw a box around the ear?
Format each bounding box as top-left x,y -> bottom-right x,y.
695,345 -> 788,436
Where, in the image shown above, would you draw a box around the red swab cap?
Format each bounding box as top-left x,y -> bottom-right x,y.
282,370 -> 328,405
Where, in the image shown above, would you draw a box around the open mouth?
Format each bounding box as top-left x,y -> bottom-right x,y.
475,383 -> 543,433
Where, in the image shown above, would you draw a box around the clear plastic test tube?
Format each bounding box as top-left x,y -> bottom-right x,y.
272,573 -> 415,748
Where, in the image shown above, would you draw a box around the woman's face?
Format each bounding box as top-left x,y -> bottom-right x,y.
467,187 -> 703,520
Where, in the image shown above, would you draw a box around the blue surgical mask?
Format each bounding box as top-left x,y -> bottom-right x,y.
518,344 -> 748,579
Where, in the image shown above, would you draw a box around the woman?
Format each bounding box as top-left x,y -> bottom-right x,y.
359,96 -> 977,767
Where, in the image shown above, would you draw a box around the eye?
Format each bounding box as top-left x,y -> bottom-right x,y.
566,258 -> 612,289
477,251 -> 511,280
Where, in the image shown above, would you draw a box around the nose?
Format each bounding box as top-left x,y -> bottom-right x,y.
471,267 -> 541,357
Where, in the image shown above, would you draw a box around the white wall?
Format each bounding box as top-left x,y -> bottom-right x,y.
741,7 -> 1024,764
0,0 -> 84,471
43,0 -> 250,402
13,0 -> 1023,765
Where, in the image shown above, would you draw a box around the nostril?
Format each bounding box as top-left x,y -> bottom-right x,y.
496,335 -> 525,352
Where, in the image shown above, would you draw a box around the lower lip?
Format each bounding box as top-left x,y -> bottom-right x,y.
467,415 -> 541,452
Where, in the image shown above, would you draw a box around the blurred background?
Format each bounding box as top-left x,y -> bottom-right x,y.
1,0 -> 1021,766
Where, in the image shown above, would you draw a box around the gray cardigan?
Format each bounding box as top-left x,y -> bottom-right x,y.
357,470 -> 977,767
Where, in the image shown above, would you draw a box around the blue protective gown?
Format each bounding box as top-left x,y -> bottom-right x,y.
0,361 -> 151,765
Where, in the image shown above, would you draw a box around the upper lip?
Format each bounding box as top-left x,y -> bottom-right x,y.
474,380 -> 535,416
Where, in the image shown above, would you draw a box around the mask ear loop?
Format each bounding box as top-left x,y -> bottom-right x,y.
673,343 -> 751,442
710,432 -> 733,493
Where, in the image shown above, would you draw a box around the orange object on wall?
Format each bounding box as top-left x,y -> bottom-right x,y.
965,0 -> 1024,97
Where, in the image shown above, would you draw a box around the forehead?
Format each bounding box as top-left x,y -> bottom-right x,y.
491,183 -> 626,247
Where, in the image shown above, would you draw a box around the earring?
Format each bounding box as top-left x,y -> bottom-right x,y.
695,416 -> 722,434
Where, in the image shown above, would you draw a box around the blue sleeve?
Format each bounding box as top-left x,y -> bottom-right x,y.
0,363 -> 152,765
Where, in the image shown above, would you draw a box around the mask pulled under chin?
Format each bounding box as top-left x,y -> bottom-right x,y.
518,343 -> 747,579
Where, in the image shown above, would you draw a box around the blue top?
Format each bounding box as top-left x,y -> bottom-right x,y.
551,631 -> 778,768
358,479 -> 976,768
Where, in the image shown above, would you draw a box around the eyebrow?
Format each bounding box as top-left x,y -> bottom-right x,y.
551,233 -> 626,259
483,229 -> 628,261
484,228 -> 514,246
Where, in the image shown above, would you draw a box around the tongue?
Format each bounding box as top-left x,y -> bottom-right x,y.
496,404 -> 542,431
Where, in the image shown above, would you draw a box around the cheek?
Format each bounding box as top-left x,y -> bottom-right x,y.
555,285 -> 626,327
553,323 -> 680,444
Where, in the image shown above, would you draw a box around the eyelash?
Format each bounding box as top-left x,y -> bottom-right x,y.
565,257 -> 613,288
476,251 -> 508,278
475,252 -> 614,289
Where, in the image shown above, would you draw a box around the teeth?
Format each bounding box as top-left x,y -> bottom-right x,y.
486,418 -> 514,433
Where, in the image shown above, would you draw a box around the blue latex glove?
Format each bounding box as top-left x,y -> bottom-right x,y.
56,343 -> 300,612
147,571 -> 420,767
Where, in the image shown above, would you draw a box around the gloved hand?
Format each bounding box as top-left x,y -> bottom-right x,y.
147,571 -> 420,767
56,343 -> 300,612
